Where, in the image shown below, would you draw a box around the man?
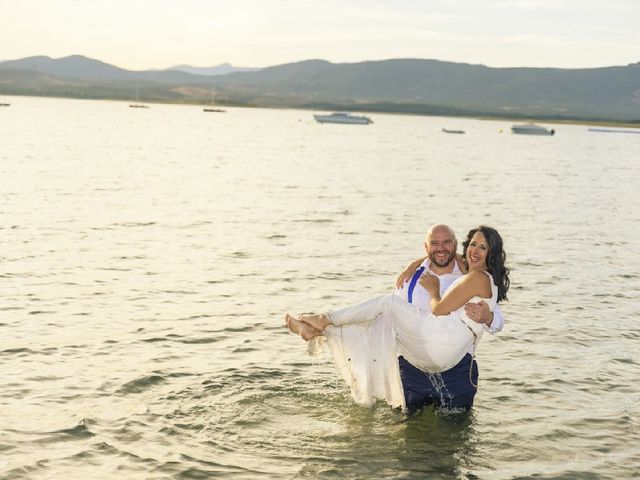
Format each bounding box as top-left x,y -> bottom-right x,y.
394,224 -> 504,412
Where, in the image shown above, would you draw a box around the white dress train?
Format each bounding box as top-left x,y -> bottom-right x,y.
322,272 -> 498,409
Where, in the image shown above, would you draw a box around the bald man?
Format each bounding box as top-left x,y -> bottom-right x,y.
394,224 -> 504,412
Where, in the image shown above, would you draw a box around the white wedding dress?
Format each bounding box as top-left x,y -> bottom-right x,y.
322,272 -> 498,409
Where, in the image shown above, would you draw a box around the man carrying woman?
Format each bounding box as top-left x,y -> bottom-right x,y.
286,224 -> 510,412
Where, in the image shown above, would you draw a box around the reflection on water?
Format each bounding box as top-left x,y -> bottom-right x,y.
1,96 -> 639,479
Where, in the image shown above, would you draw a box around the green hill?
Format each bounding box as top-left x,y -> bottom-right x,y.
210,59 -> 640,121
1,55 -> 639,122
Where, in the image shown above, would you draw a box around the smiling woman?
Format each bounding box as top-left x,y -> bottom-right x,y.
463,225 -> 510,302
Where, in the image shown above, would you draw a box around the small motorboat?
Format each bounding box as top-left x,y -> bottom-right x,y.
511,123 -> 555,135
313,112 -> 372,125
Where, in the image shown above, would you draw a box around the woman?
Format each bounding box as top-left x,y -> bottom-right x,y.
286,225 -> 510,409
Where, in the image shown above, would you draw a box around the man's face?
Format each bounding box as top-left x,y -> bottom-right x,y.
426,227 -> 457,267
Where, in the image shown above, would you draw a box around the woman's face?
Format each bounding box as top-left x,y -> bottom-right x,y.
466,231 -> 489,271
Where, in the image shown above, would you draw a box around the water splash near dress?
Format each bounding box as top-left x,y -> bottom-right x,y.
307,336 -> 325,357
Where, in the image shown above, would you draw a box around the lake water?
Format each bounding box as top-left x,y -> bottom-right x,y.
1,96 -> 639,479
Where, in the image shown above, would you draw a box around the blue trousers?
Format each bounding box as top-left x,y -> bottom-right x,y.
398,353 -> 478,412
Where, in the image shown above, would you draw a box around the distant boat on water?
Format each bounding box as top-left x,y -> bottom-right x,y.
202,84 -> 225,113
129,84 -> 149,109
588,127 -> 640,134
511,123 -> 555,135
442,128 -> 465,134
313,112 -> 372,125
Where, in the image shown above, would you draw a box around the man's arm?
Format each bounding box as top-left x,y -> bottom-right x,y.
464,301 -> 504,334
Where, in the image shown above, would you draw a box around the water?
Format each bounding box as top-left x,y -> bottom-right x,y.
1,96 -> 639,479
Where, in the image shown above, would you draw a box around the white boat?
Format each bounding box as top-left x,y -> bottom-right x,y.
313,112 -> 372,125
511,123 -> 555,135
588,128 -> 640,135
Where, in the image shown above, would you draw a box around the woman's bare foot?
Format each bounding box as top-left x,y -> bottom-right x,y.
299,313 -> 331,331
285,314 -> 322,341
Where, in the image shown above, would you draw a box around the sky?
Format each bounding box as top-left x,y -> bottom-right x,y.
2,0 -> 639,70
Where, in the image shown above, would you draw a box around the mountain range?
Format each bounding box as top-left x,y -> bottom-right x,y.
166,63 -> 259,76
1,55 -> 639,122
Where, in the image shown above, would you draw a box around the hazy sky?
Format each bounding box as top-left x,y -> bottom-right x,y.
2,0 -> 639,70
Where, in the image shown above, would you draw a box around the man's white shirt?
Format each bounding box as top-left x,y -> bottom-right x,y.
395,259 -> 504,338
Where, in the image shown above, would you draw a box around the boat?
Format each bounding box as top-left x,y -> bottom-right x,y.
129,84 -> 149,109
202,85 -> 225,112
588,128 -> 640,135
313,112 -> 372,125
442,128 -> 465,134
511,123 -> 555,135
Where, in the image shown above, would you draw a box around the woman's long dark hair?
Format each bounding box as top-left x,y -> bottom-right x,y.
462,225 -> 510,302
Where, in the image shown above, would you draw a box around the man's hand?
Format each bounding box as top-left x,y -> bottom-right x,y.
465,300 -> 493,326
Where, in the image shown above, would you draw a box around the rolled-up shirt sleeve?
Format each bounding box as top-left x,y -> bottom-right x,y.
486,304 -> 504,334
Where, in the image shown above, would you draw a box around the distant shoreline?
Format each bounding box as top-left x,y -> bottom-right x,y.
3,55 -> 639,126
4,92 -> 639,129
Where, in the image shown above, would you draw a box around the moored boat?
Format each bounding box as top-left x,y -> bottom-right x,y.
313,112 -> 372,125
588,128 -> 640,134
511,123 -> 555,135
